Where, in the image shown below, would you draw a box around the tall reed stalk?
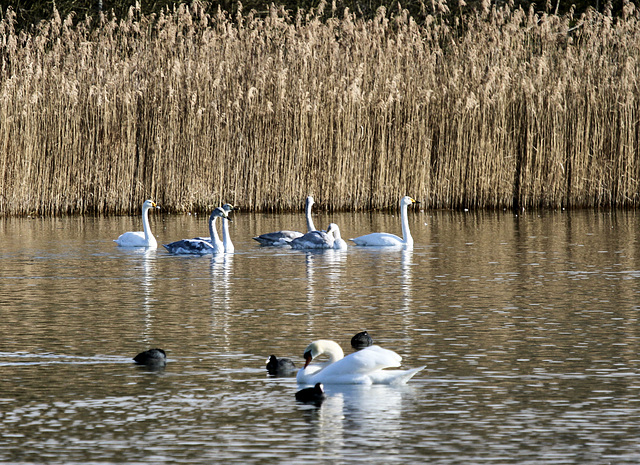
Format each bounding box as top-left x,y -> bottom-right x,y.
1,2 -> 639,215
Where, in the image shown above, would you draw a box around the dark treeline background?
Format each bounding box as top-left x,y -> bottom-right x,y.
5,0 -> 628,29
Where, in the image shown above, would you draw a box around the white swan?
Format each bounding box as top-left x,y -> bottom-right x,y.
296,340 -> 424,385
328,223 -> 348,250
253,196 -> 316,246
114,199 -> 159,248
350,196 -> 417,248
163,208 -> 227,254
290,224 -> 336,250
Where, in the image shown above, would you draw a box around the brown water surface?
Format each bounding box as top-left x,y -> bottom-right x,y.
1,208 -> 640,463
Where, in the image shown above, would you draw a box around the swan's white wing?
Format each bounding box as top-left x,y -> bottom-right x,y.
298,346 -> 403,385
327,346 -> 402,375
115,231 -> 148,247
350,233 -> 403,247
368,366 -> 426,385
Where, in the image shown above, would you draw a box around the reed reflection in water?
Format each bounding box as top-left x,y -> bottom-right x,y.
1,210 -> 640,463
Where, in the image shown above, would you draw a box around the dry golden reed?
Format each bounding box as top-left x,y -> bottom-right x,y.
1,2 -> 640,215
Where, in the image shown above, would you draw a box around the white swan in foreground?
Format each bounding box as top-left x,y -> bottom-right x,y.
296,340 -> 424,385
163,208 -> 228,254
350,196 -> 417,248
253,196 -> 316,246
328,223 -> 348,250
290,224 -> 338,250
114,199 -> 159,248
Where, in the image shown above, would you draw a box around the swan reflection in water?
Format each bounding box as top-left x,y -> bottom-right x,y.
116,247 -> 158,341
303,249 -> 347,329
210,253 -> 234,350
300,384 -> 412,451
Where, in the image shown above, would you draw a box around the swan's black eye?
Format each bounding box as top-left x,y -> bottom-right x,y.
303,350 -> 312,360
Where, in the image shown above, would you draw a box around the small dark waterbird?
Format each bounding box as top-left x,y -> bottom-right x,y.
351,331 -> 374,351
295,383 -> 326,404
133,348 -> 167,367
266,355 -> 296,376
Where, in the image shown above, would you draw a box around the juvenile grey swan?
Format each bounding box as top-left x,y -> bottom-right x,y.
290,223 -> 341,250
254,196 -> 316,246
195,204 -> 236,253
164,208 -> 228,254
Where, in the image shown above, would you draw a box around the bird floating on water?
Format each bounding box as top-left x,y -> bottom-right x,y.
114,200 -> 159,248
133,348 -> 167,368
266,355 -> 297,376
163,207 -> 228,254
254,196 -> 316,246
296,339 -> 424,385
350,196 -> 418,248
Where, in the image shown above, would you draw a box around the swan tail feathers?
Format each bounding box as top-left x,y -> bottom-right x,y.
389,366 -> 426,385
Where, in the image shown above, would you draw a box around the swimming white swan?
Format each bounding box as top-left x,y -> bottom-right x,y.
163,208 -> 227,254
253,196 -> 316,246
296,340 -> 424,385
290,224 -> 337,250
350,196 -> 417,248
114,199 -> 159,248
328,223 -> 348,250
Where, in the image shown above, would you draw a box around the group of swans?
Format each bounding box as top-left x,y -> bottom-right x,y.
114,201 -> 236,255
253,196 -> 348,251
114,195 -> 417,253
253,196 -> 317,246
255,195 -> 417,251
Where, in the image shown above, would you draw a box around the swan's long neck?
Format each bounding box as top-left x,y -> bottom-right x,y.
142,205 -> 153,242
317,340 -> 344,363
305,199 -> 316,232
210,216 -> 222,246
400,202 -> 413,246
222,217 -> 233,252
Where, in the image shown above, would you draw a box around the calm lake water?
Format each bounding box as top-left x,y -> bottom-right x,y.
1,207 -> 640,464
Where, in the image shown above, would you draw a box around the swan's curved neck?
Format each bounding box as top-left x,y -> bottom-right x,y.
142,206 -> 153,241
316,340 -> 344,363
400,202 -> 413,246
305,200 -> 316,232
222,218 -> 233,250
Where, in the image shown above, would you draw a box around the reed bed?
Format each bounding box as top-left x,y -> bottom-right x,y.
1,2 -> 640,215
